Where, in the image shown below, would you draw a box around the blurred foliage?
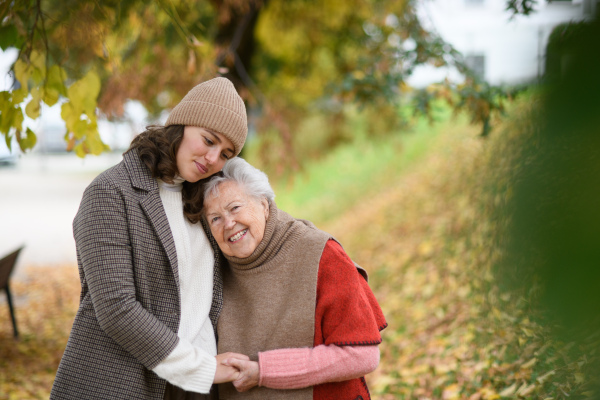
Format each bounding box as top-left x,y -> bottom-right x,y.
491,16 -> 600,395
505,0 -> 538,16
1,0 -> 515,162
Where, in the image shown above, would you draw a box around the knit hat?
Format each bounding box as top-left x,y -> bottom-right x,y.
165,77 -> 247,156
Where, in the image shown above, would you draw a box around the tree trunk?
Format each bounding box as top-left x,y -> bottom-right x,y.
211,0 -> 266,94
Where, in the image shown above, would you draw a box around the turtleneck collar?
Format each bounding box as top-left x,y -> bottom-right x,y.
157,176 -> 185,192
223,201 -> 294,271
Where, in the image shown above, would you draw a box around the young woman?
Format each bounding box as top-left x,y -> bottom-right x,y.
51,77 -> 249,400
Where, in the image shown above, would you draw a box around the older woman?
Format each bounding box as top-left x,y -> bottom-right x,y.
203,157 -> 387,399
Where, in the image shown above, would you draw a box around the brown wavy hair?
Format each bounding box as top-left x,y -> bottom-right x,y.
126,125 -> 205,224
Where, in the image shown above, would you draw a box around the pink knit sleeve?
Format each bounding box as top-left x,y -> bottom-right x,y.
257,344 -> 379,389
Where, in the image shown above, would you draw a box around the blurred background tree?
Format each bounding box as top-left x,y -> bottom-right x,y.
1,0 -> 511,169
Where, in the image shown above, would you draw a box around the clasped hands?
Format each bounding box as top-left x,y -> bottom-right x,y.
214,352 -> 260,392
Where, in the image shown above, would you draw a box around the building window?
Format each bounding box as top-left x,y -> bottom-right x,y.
465,54 -> 486,80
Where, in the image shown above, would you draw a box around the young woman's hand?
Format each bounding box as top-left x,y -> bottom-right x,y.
214,352 -> 249,383
223,358 -> 260,392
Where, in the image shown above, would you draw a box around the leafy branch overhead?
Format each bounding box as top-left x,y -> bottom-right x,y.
1,0 -> 513,157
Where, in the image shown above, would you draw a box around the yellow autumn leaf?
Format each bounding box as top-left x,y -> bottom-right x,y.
371,374 -> 396,393
352,70 -> 365,80
479,387 -> 501,400
18,127 -> 37,151
520,357 -> 536,369
516,383 -> 536,397
499,382 -> 517,397
13,59 -> 30,92
536,370 -> 555,385
74,141 -> 87,158
66,69 -> 101,116
521,327 -> 534,337
442,383 -> 462,400
25,97 -> 41,119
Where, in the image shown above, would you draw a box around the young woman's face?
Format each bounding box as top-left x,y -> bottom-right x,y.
176,126 -> 235,182
204,181 -> 269,259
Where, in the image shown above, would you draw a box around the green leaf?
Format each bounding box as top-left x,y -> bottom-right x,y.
25,88 -> 42,119
74,142 -> 86,158
72,119 -> 89,139
40,65 -> 66,106
29,50 -> 45,84
13,59 -> 29,92
0,25 -> 19,51
66,70 -> 101,117
18,127 -> 37,151
4,130 -> 12,151
61,102 -> 80,131
42,87 -> 60,107
13,107 -> 24,131
0,92 -> 11,133
45,65 -> 67,96
85,130 -> 110,155
0,105 -> 24,134
25,98 -> 41,119
12,87 -> 28,104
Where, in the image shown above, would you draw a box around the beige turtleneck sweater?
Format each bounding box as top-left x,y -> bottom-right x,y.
217,203 -> 332,400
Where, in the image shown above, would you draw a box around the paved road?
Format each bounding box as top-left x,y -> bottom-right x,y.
0,152 -> 123,278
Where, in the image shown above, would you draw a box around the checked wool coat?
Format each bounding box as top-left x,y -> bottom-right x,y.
51,150 -> 223,400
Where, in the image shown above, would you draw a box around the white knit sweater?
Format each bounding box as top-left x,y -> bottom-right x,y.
151,178 -> 217,394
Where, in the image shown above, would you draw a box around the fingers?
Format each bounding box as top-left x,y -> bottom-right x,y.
213,362 -> 240,384
217,352 -> 250,364
225,357 -> 245,369
214,353 -> 249,384
230,359 -> 260,392
214,353 -> 259,390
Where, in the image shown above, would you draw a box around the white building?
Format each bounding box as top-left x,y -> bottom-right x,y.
408,0 -> 595,87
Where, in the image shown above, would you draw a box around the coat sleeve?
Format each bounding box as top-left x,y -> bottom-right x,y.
73,180 -> 179,369
314,240 -> 387,347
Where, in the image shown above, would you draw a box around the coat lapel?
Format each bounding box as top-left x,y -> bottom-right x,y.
123,150 -> 179,290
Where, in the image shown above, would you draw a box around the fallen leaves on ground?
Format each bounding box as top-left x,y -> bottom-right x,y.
0,265 -> 79,399
324,117 -> 599,399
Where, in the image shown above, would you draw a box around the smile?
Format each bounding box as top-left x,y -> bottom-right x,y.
228,229 -> 248,243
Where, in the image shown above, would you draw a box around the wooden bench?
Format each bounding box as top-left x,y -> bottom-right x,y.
0,246 -> 24,338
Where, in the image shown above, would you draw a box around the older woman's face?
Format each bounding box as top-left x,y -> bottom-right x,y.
204,181 -> 269,258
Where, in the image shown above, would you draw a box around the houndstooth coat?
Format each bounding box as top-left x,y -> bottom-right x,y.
50,150 -> 223,400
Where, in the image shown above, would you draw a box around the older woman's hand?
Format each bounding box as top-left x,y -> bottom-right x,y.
223,358 -> 260,392
214,352 -> 249,384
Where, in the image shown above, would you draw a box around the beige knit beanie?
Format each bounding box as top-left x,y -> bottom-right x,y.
165,77 -> 247,156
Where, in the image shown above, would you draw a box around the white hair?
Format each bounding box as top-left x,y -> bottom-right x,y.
203,157 -> 275,206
